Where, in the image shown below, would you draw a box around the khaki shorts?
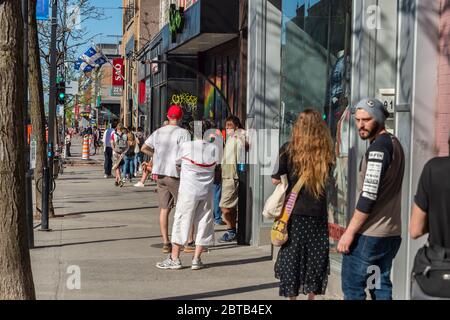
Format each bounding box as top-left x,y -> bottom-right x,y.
156,176 -> 180,209
219,179 -> 239,209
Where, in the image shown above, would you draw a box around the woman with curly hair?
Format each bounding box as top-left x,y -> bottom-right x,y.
272,109 -> 335,300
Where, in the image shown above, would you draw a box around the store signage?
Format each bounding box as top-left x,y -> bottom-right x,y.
169,4 -> 185,43
112,58 -> 124,86
111,86 -> 123,96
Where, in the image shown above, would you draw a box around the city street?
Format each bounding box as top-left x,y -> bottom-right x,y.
30,139 -> 285,300
2,0 -> 448,302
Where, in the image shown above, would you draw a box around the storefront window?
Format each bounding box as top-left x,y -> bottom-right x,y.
280,0 -> 352,261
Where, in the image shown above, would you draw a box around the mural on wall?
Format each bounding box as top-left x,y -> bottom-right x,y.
204,77 -> 216,119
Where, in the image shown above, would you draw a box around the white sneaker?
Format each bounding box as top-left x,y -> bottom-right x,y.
191,258 -> 205,270
156,256 -> 182,270
134,181 -> 145,188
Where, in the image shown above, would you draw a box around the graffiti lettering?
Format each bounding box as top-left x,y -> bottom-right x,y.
171,93 -> 198,108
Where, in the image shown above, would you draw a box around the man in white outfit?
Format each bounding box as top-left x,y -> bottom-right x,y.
156,120 -> 220,270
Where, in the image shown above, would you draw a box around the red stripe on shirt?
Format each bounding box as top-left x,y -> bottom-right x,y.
182,157 -> 216,168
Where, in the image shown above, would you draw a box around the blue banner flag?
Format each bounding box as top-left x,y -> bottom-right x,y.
36,0 -> 49,21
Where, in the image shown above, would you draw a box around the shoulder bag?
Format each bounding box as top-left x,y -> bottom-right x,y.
262,174 -> 289,219
271,178 -> 303,247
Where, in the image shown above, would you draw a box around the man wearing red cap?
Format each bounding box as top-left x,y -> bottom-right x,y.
141,105 -> 191,253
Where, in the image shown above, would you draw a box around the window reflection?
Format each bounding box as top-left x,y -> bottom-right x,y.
280,0 -> 352,260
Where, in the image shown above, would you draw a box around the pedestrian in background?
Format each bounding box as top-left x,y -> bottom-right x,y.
272,109 -> 335,300
123,132 -> 139,183
112,123 -> 128,187
92,126 -> 100,155
219,115 -> 246,242
141,105 -> 191,253
102,122 -> 116,178
134,127 -> 145,177
337,98 -> 405,300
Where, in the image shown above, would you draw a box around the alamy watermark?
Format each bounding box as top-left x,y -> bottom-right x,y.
66,265 -> 81,290
366,265 -> 381,290
366,5 -> 382,30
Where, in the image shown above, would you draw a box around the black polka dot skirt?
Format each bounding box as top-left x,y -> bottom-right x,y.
274,214 -> 330,297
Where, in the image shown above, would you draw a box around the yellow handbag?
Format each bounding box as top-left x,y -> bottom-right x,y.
271,178 -> 303,247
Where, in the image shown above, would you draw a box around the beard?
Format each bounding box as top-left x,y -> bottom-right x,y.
359,122 -> 380,140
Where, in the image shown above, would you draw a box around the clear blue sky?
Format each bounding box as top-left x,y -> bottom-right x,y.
75,0 -> 123,57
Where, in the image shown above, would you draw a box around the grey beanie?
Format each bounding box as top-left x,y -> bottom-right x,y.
354,98 -> 390,125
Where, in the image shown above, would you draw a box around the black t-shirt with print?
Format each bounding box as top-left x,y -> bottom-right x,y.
271,143 -> 328,217
414,157 -> 450,248
356,133 -> 393,214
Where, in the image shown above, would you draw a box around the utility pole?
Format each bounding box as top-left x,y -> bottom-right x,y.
22,0 -> 34,248
42,0 -> 59,231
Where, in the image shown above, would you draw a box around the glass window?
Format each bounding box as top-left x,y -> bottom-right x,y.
280,0 -> 352,261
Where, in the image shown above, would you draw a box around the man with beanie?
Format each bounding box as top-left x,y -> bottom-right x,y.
337,98 -> 405,300
141,105 -> 191,253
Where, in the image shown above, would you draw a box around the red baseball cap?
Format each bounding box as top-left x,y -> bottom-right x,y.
167,105 -> 183,120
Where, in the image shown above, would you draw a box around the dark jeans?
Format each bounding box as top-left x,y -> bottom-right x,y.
123,155 -> 135,179
341,233 -> 401,300
213,183 -> 222,223
104,147 -> 112,176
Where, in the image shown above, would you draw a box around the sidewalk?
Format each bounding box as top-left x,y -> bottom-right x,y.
30,143 -> 338,300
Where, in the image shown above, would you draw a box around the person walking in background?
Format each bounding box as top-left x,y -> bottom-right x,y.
218,116 -> 246,242
92,126 -> 100,155
123,132 -> 139,183
141,105 -> 191,253
134,127 -> 145,177
112,123 -> 128,187
272,109 -> 335,300
156,120 -> 220,270
64,129 -> 72,157
337,98 -> 405,300
102,122 -> 116,178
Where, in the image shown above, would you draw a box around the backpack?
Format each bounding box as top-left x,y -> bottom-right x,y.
114,132 -> 127,153
411,243 -> 450,300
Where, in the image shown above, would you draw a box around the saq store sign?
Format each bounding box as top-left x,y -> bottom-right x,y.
36,0 -> 49,20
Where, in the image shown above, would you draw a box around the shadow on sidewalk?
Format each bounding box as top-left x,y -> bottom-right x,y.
50,225 -> 128,232
33,235 -> 162,249
158,281 -> 278,300
204,256 -> 272,269
61,205 -> 159,217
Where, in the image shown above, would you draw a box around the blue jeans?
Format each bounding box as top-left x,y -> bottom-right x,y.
341,234 -> 401,300
134,152 -> 143,174
123,155 -> 135,179
213,183 -> 223,223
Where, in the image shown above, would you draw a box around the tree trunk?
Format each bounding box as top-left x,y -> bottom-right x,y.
0,0 -> 36,300
28,0 -> 55,218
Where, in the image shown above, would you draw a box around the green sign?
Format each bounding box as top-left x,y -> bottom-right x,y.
169,4 -> 184,43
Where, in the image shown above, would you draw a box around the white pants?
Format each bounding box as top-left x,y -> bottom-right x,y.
171,193 -> 215,247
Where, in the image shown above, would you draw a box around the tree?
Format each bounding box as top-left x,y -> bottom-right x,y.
29,0 -> 55,218
0,0 -> 36,300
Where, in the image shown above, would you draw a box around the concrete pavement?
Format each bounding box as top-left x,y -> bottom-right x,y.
30,139 -> 339,300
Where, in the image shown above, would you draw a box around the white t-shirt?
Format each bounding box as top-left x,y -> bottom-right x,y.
145,125 -> 191,178
176,140 -> 220,200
